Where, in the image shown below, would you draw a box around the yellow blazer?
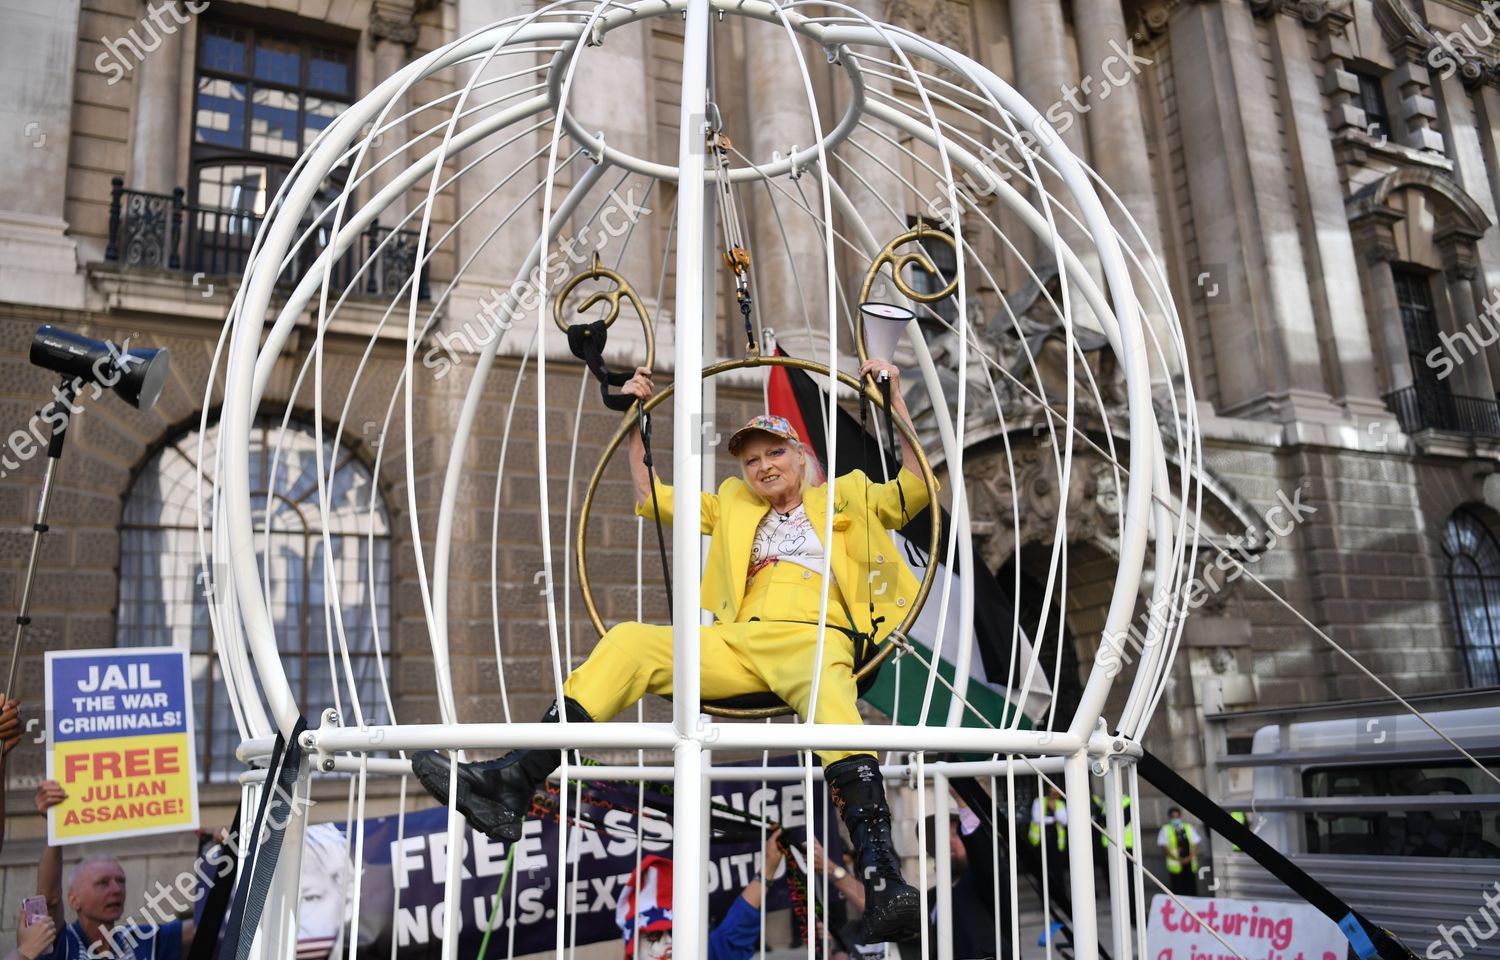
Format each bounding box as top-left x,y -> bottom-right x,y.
635,467 -> 932,642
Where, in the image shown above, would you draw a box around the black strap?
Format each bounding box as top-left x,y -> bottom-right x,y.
877,376 -> 909,528
221,716 -> 309,960
1137,748 -> 1415,960
638,409 -> 673,619
186,809 -> 242,960
565,320 -> 633,412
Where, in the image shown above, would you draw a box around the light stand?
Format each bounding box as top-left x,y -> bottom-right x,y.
5,377 -> 79,701
5,325 -> 169,701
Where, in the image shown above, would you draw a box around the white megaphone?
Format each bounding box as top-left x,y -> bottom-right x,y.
859,301 -> 916,371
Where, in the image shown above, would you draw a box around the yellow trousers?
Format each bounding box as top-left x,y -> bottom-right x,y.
564,561 -> 865,764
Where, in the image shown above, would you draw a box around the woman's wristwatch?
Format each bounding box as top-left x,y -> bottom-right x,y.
831,865 -> 848,881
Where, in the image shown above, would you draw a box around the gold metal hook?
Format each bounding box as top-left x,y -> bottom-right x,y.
551,253 -> 657,358
855,224 -> 960,364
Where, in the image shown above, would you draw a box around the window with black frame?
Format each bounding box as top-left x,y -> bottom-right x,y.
1444,508 -> 1500,688
117,417 -> 392,782
191,20 -> 354,279
1392,266 -> 1459,431
1354,70 -> 1391,142
1301,760 -> 1500,858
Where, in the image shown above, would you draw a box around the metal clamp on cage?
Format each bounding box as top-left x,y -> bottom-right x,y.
554,252 -> 657,413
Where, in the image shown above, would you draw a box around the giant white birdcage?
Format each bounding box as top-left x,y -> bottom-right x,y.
203,2 -> 1204,958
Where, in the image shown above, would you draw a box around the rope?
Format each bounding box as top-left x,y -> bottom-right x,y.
708,120 -> 757,354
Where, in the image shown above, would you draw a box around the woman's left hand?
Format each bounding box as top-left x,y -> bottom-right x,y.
762,827 -> 784,883
859,359 -> 901,390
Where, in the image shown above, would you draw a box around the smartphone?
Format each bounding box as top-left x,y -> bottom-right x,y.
21,895 -> 47,926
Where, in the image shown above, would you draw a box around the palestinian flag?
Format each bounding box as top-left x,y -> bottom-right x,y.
764,346 -> 1051,729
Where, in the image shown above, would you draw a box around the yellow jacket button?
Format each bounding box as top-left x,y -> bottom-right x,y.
876,554 -> 886,564
802,569 -> 812,579
896,597 -> 907,607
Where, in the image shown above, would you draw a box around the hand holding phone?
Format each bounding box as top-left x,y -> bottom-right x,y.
21,894 -> 47,927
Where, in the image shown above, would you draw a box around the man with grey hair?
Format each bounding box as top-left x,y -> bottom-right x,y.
32,781 -> 195,960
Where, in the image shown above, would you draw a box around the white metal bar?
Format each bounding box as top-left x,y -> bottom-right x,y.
1104,762 -> 1131,960
303,721 -> 1079,755
1064,751 -> 1099,960
934,773 -> 954,960
672,0 -> 712,949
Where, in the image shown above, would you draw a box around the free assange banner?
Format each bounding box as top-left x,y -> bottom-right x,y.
45,647 -> 200,845
309,763 -> 840,959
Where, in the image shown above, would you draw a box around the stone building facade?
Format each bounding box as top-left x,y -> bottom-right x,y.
0,0 -> 1498,949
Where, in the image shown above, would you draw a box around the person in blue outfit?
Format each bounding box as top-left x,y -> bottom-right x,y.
32,781 -> 195,960
616,829 -> 787,960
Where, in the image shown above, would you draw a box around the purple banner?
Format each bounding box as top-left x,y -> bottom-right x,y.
307,760 -> 841,959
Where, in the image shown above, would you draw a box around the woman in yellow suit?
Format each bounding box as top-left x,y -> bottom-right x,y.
412,359 -> 928,943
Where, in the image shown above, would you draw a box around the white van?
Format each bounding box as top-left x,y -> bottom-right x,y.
1204,689 -> 1500,959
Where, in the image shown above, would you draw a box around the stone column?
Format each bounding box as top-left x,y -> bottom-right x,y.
1168,1 -> 1336,421
1433,71 -> 1500,318
745,24 -> 830,361
1266,10 -> 1384,414
129,8 -> 186,196
1008,0 -> 1105,333
0,0 -> 83,307
1009,0 -> 1086,159
1439,237 -> 1495,400
449,0 -> 546,349
368,4 -> 419,224
1350,211 -> 1410,396
557,3 -> 657,370
1072,0 -> 1178,380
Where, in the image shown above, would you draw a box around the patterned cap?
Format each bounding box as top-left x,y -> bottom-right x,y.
616,855 -> 674,955
726,414 -> 801,455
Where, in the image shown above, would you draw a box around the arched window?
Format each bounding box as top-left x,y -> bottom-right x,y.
118,416 -> 392,781
1442,509 -> 1500,687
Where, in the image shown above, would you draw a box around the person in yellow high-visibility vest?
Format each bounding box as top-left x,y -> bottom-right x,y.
1229,810 -> 1247,852
1157,806 -> 1201,896
1096,794 -> 1134,852
1029,786 -> 1069,886
1093,794 -> 1138,924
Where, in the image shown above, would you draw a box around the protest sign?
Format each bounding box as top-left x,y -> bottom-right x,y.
45,648 -> 199,845
1147,895 -> 1348,960
301,761 -> 839,959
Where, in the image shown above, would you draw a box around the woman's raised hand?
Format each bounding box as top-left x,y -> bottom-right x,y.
622,366 -> 654,403
859,359 -> 900,389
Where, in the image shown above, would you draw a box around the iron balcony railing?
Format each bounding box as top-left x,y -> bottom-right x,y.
103,177 -> 429,299
1383,383 -> 1500,438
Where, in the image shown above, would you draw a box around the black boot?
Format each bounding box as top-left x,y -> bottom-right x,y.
826,754 -> 921,943
410,699 -> 592,842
